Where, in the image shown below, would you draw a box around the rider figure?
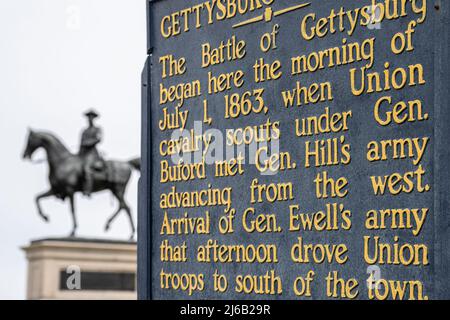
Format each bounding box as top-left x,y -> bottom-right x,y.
79,109 -> 103,197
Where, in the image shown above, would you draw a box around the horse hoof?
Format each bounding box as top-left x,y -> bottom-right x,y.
129,234 -> 135,241
104,224 -> 110,232
40,215 -> 49,223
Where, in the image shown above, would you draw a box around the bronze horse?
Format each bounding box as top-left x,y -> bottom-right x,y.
22,129 -> 140,239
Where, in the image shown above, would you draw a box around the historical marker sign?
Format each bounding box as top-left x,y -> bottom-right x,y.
139,0 -> 450,300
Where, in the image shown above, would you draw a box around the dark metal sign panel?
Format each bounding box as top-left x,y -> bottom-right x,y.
139,0 -> 450,300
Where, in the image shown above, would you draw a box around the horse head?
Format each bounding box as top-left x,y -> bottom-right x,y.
22,129 -> 72,163
23,128 -> 41,160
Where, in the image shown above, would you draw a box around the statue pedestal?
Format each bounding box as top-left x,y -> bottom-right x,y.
22,238 -> 137,300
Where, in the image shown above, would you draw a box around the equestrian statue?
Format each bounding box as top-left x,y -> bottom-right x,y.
22,110 -> 140,240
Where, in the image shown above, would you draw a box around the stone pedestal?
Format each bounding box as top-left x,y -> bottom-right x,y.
22,238 -> 137,300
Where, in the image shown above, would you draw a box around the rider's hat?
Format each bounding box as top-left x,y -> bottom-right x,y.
84,109 -> 99,119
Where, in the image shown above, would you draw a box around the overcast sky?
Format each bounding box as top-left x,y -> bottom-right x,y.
0,0 -> 146,299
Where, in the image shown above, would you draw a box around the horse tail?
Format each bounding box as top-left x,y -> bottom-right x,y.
128,158 -> 141,171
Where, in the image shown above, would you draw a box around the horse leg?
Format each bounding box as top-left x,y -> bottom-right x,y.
104,186 -> 126,232
35,190 -> 54,222
108,187 -> 135,240
105,206 -> 122,232
123,203 -> 135,241
69,195 -> 77,237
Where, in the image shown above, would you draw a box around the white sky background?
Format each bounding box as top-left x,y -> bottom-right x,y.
0,0 -> 146,299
